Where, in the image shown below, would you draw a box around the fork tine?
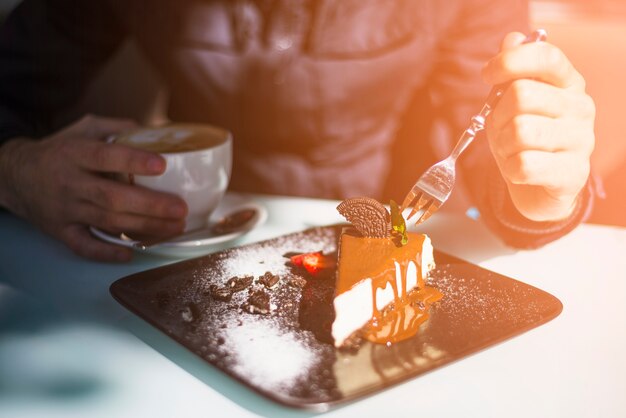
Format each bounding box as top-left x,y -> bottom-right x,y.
406,192 -> 430,221
400,188 -> 419,212
412,199 -> 440,226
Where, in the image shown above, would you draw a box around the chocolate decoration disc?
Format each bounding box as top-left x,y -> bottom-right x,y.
336,197 -> 391,238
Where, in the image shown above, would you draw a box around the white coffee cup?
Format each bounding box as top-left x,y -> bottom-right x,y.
112,124 -> 232,231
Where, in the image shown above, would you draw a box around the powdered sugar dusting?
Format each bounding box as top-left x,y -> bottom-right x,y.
219,243 -> 291,279
218,228 -> 337,281
428,265 -> 545,328
211,229 -> 336,393
223,315 -> 317,391
157,227 -> 339,399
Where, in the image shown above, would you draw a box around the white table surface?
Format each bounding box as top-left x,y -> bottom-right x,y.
0,193 -> 625,418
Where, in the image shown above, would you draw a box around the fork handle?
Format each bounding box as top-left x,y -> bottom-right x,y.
448,29 -> 547,161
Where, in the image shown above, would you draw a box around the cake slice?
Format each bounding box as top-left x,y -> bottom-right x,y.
331,228 -> 438,348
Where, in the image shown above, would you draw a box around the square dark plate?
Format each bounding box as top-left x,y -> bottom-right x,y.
110,226 -> 562,411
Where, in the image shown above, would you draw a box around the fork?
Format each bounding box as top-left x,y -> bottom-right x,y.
400,29 -> 547,226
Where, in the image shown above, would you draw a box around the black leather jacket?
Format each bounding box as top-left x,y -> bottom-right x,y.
0,0 -> 594,247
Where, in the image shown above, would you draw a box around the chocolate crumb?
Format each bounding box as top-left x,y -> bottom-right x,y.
258,271 -> 280,289
226,275 -> 254,292
242,304 -> 270,315
283,251 -> 302,258
180,306 -> 194,322
286,276 -> 307,289
209,284 -> 232,302
242,289 -> 270,315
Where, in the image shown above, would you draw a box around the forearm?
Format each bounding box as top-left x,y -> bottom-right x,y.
0,137 -> 33,215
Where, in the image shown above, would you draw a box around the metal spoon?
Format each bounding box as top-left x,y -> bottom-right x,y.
131,207 -> 259,250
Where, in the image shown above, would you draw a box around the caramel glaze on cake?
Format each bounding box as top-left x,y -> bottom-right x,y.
333,229 -> 442,348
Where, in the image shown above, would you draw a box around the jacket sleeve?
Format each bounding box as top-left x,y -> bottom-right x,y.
428,0 -> 595,248
0,0 -> 127,142
477,154 -> 597,248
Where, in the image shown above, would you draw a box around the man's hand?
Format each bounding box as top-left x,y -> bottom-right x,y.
0,115 -> 187,262
482,32 -> 595,222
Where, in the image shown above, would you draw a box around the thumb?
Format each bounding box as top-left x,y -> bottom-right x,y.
500,31 -> 527,52
482,31 -> 532,83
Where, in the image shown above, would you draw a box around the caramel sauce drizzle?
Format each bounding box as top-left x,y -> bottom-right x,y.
363,259 -> 442,345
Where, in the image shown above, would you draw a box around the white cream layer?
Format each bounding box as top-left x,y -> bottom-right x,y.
332,236 -> 435,347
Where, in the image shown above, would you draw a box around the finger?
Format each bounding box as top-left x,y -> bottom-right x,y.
68,139 -> 166,175
61,224 -> 133,262
488,79 -> 595,131
499,150 -> 590,193
73,201 -> 186,237
68,114 -> 140,141
70,177 -> 187,219
488,114 -> 595,160
483,42 -> 585,90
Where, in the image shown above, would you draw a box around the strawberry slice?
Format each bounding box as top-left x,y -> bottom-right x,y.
289,251 -> 334,275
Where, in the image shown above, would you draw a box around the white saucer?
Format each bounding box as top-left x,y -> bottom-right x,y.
89,193 -> 268,257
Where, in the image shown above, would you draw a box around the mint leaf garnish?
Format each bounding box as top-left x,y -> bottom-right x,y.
389,200 -> 408,246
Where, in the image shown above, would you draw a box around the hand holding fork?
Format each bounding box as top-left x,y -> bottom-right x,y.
400,30 -> 548,226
